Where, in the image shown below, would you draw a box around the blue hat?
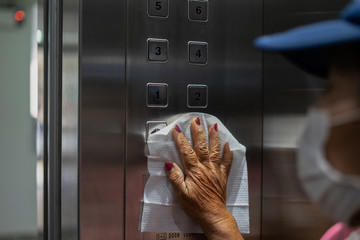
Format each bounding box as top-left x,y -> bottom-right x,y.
254,1 -> 360,78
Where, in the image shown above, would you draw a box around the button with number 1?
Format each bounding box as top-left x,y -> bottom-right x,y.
188,41 -> 208,64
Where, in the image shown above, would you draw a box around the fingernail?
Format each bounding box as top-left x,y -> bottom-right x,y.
175,125 -> 181,133
195,117 -> 200,125
214,123 -> 218,132
165,162 -> 173,171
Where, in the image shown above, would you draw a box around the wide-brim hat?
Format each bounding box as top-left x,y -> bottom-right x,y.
254,1 -> 360,78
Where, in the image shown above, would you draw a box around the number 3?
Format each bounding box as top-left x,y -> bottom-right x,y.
155,46 -> 161,55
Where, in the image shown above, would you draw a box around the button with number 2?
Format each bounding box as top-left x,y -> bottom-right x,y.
188,41 -> 208,64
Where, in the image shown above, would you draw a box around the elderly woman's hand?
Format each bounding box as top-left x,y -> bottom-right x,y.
165,117 -> 244,240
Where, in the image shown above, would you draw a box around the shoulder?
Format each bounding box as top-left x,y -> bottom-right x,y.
321,223 -> 360,240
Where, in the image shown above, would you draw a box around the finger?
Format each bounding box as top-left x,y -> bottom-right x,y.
209,123 -> 221,166
172,125 -> 199,171
221,142 -> 234,178
190,117 -> 210,164
165,162 -> 188,196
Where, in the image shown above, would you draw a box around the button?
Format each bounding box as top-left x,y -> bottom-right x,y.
187,84 -> 208,108
188,41 -> 208,64
188,0 -> 208,22
147,83 -> 168,107
148,0 -> 169,18
148,39 -> 168,62
146,121 -> 167,142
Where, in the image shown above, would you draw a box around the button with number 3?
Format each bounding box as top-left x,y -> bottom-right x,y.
188,41 -> 208,64
188,0 -> 208,22
148,38 -> 169,62
148,0 -> 168,18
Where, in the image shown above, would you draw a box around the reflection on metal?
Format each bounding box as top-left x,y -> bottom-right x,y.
61,0 -> 79,239
80,0 -> 126,239
262,1 -> 349,239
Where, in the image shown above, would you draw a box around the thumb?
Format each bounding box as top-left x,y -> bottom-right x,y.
165,162 -> 187,195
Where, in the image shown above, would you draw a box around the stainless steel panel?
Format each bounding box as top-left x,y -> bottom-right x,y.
126,0 -> 262,239
79,0 -> 126,239
62,1 -> 79,239
262,1 -> 349,239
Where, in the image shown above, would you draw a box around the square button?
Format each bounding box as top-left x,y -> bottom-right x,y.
147,83 -> 168,107
188,0 -> 208,22
148,0 -> 169,18
148,39 -> 168,62
189,41 -> 208,64
187,84 -> 208,108
146,121 -> 167,141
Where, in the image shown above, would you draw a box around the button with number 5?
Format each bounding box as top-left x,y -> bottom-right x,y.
148,38 -> 169,62
188,0 -> 208,22
148,0 -> 169,18
188,41 -> 208,64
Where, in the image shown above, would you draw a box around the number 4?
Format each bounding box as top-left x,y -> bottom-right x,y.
196,49 -> 201,58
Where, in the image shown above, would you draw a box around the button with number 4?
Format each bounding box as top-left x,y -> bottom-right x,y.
188,41 -> 208,64
148,0 -> 168,18
188,0 -> 208,22
148,38 -> 168,62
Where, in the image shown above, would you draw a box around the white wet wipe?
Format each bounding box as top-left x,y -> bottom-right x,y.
140,113 -> 249,233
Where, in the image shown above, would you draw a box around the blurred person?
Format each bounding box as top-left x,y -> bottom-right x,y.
164,1 -> 360,239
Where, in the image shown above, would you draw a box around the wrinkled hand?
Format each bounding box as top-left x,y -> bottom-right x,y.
165,117 -> 243,240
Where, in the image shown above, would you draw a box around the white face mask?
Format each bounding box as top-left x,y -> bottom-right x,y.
297,107 -> 360,224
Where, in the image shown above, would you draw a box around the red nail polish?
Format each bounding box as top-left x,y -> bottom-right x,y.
195,117 -> 200,125
175,125 -> 181,133
165,162 -> 173,171
214,123 -> 218,132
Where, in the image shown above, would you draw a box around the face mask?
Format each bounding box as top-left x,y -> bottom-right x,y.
297,107 -> 360,224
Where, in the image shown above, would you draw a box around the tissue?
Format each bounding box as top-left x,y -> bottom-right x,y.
140,113 -> 249,233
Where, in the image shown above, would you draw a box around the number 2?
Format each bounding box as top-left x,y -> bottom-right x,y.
195,92 -> 201,100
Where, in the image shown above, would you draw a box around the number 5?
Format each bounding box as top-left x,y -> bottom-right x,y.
156,1 -> 162,10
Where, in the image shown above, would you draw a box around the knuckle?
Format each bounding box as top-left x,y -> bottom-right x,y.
210,151 -> 221,161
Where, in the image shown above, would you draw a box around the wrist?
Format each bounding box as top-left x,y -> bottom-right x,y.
198,207 -> 244,240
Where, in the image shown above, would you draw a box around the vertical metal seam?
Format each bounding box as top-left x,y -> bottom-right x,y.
78,0 -> 82,238
47,0 -> 63,239
124,0 -> 129,238
43,0 -> 49,239
260,0 -> 265,238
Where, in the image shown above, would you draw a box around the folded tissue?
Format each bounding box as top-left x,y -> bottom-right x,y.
140,112 -> 249,233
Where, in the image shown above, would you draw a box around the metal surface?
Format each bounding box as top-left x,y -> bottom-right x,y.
61,0 -> 79,239
79,0 -> 127,239
262,1 -> 350,239
125,0 -> 262,239
47,0 -> 63,239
